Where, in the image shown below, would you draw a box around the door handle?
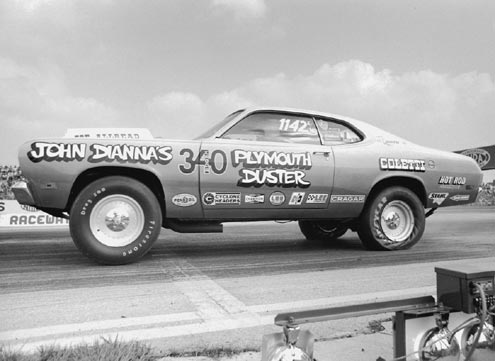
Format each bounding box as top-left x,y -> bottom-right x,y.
313,151 -> 331,157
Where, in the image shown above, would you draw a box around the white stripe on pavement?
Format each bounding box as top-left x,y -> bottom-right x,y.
12,254 -> 485,353
0,312 -> 199,342
2,286 -> 436,353
8,314 -> 276,354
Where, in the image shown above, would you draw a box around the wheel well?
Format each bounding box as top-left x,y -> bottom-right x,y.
367,177 -> 427,208
66,167 -> 165,217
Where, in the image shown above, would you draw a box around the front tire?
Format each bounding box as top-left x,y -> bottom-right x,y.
358,186 -> 425,250
299,220 -> 348,242
70,176 -> 162,264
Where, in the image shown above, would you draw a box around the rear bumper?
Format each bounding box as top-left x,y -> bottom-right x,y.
11,181 -> 35,206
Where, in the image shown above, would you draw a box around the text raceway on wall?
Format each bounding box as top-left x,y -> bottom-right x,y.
0,200 -> 68,227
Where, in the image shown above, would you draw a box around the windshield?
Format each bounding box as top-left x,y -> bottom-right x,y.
195,109 -> 244,139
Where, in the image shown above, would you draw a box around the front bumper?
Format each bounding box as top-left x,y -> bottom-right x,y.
11,181 -> 35,206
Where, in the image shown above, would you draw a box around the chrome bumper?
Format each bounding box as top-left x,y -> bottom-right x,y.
11,181 -> 35,205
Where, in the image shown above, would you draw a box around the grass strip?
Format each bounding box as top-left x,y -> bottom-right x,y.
1,339 -> 259,361
0,337 -> 155,361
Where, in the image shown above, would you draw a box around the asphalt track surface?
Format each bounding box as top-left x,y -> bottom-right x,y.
1,207 -> 494,293
0,206 -> 494,356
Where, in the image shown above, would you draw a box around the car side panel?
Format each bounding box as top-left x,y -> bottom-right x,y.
330,137 -> 482,217
411,149 -> 482,208
329,141 -> 383,218
18,139 -> 205,218
198,139 -> 335,220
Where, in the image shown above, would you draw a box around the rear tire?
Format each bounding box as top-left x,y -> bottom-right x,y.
358,186 -> 424,250
70,176 -> 162,264
299,220 -> 348,242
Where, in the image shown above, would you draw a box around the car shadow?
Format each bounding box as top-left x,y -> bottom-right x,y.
152,231 -> 365,260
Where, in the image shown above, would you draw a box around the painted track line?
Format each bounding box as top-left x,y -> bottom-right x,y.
7,257 -> 494,352
2,286 -> 435,353
0,312 -> 199,342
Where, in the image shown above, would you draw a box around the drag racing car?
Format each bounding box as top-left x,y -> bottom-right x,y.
13,107 -> 483,264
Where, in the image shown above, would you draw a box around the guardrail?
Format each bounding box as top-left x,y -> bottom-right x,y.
274,295 -> 436,326
263,296 -> 437,361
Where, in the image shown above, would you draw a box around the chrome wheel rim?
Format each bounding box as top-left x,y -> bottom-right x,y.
380,200 -> 414,244
89,195 -> 144,247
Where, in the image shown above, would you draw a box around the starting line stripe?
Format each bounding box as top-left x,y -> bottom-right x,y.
1,286 -> 436,353
6,314 -> 276,353
12,255 -> 484,353
0,312 -> 199,342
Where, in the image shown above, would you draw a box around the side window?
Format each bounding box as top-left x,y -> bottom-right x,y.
221,112 -> 320,145
316,118 -> 362,145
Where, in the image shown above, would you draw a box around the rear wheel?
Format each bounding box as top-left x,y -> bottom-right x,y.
299,220 -> 348,242
358,186 -> 425,250
70,176 -> 162,264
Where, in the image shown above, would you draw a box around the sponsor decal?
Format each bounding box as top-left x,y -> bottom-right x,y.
202,192 -> 241,206
172,194 -> 197,207
438,176 -> 466,186
330,195 -> 366,203
269,192 -> 285,206
428,160 -> 436,169
306,193 -> 329,204
64,128 -> 153,140
450,194 -> 470,202
232,150 -> 312,188
28,142 -> 86,163
203,192 -> 215,205
288,192 -> 305,205
88,144 -> 173,164
379,157 -> 426,172
460,148 -> 491,169
244,194 -> 265,204
376,136 -> 402,146
428,192 -> 449,206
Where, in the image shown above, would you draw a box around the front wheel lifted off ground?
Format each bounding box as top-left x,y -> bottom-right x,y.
358,186 -> 425,251
70,176 -> 162,264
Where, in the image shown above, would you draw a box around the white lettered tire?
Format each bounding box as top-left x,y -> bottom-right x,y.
70,176 -> 162,264
358,186 -> 425,250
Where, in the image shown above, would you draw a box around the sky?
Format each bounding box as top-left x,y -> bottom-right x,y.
1,0 -> 494,179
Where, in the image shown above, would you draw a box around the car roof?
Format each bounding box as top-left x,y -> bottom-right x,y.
237,106 -> 398,139
241,106 -> 360,122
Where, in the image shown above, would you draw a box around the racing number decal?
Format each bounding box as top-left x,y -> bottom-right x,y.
179,149 -> 197,174
210,149 -> 227,174
179,149 -> 227,175
279,118 -> 311,133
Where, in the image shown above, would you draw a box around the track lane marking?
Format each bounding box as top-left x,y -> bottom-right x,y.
0,312 -> 199,341
5,314 -> 276,353
2,286 -> 436,352
7,257 -> 495,352
162,257 -> 260,320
